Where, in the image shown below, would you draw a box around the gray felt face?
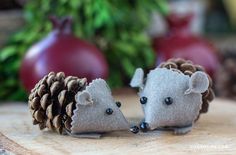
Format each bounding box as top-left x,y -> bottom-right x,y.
131,68 -> 209,130
71,79 -> 129,134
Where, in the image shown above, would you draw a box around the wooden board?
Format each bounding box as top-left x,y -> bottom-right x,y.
0,95 -> 236,155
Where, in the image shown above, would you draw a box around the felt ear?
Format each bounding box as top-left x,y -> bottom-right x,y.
76,91 -> 93,105
86,79 -> 112,98
130,68 -> 144,89
185,71 -> 209,94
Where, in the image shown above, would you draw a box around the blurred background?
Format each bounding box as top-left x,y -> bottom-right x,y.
0,0 -> 236,101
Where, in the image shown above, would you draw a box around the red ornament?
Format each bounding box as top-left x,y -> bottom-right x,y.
153,13 -> 219,78
20,16 -> 108,92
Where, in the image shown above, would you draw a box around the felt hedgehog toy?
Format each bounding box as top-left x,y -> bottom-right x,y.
28,72 -> 139,138
130,58 -> 214,134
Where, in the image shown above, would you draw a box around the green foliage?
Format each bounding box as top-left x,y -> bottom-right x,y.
0,0 -> 168,101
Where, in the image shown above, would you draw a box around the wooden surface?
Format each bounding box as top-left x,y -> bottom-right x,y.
1,95 -> 236,155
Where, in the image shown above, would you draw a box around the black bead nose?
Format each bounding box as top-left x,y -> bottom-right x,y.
139,122 -> 149,132
105,108 -> 113,115
130,126 -> 139,134
140,97 -> 147,104
116,101 -> 121,108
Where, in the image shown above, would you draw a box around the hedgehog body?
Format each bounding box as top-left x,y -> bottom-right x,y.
28,72 -> 133,136
130,58 -> 215,134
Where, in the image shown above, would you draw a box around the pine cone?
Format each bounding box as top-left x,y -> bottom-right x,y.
216,52 -> 236,99
158,58 -> 215,119
28,72 -> 87,134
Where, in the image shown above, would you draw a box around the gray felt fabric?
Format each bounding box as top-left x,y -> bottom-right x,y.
71,79 -> 130,134
66,130 -> 102,139
173,125 -> 193,135
130,68 -> 209,132
185,71 -> 209,95
130,68 -> 144,90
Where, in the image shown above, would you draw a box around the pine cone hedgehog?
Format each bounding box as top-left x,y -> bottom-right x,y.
28,72 -> 139,137
130,58 -> 214,135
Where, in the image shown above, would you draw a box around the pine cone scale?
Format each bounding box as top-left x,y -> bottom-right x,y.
40,93 -> 50,110
31,97 -> 40,109
34,109 -> 45,122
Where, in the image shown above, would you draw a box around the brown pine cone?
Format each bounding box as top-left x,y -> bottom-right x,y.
215,50 -> 236,99
158,58 -> 215,120
28,72 -> 87,134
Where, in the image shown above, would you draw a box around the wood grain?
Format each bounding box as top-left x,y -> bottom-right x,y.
0,96 -> 236,155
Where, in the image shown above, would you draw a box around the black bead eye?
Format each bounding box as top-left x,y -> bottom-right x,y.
140,97 -> 147,104
116,101 -> 121,108
164,97 -> 173,105
106,108 -> 113,115
139,122 -> 149,132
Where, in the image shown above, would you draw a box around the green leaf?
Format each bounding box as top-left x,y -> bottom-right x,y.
113,41 -> 136,57
143,48 -> 155,67
7,87 -> 27,101
121,58 -> 136,77
24,30 -> 40,44
0,46 -> 17,61
10,31 -> 27,42
157,0 -> 169,16
107,71 -> 123,88
69,0 -> 81,9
